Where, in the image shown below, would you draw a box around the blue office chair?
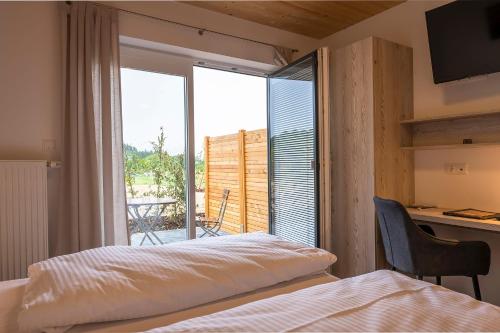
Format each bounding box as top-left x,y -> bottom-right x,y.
374,196 -> 490,300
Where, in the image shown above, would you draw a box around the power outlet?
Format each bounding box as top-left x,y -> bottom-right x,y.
445,163 -> 468,175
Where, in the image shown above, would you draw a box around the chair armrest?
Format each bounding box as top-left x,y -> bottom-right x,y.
416,237 -> 491,276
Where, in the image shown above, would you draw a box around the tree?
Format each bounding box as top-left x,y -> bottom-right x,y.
146,127 -> 169,198
195,151 -> 205,191
124,145 -> 145,198
165,154 -> 186,212
124,143 -> 151,158
124,127 -> 188,217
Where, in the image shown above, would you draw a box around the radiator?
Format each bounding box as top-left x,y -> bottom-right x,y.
0,161 -> 48,280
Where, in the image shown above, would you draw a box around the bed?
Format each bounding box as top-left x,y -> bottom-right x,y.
1,272 -> 338,333
2,233 -> 499,332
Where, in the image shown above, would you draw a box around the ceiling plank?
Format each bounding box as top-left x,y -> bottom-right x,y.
183,1 -> 403,39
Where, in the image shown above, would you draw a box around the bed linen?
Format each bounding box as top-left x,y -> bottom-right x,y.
69,272 -> 338,333
0,273 -> 337,333
17,233 -> 336,332
149,270 -> 500,332
0,278 -> 27,333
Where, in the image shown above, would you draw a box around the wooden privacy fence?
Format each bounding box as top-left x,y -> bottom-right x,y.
204,129 -> 268,234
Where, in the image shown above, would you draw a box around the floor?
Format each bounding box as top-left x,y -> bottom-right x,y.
130,227 -> 229,246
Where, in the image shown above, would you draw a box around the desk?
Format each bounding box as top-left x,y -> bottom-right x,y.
407,207 -> 500,233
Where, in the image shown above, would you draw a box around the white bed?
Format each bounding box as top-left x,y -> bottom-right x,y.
7,233 -> 337,332
149,270 -> 500,332
2,233 -> 500,332
0,272 -> 337,333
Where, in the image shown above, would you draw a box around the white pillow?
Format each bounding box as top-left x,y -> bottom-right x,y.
18,233 -> 336,332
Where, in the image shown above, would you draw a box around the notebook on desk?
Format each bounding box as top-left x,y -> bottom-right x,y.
443,209 -> 499,220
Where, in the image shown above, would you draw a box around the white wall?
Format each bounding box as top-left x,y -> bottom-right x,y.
0,2 -> 62,161
0,2 -> 62,255
318,0 -> 500,305
107,1 -> 318,65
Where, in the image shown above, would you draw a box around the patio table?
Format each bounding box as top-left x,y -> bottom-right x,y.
127,197 -> 177,245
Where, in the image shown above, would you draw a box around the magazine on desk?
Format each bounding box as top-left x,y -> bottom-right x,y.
443,208 -> 500,220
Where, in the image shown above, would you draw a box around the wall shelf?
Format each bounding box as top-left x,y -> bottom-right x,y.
401,142 -> 500,151
400,110 -> 500,150
400,109 -> 500,125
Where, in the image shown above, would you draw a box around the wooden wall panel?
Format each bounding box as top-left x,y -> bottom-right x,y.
332,38 -> 375,278
332,37 -> 414,278
244,130 -> 268,233
205,129 -> 268,234
206,134 -> 241,234
372,37 -> 414,268
373,38 -> 414,203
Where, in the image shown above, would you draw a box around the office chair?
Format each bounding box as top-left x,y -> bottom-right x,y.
373,196 -> 490,300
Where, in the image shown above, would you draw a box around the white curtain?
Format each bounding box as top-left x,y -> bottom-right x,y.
55,2 -> 127,256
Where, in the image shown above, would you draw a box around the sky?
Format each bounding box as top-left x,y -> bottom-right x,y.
121,67 -> 267,156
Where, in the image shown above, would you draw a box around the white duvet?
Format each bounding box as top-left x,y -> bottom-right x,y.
18,233 -> 336,332
149,270 -> 500,332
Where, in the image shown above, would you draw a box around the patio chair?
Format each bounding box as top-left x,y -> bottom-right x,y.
197,189 -> 230,237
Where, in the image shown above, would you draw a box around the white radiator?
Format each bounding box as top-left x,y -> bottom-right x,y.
0,161 -> 48,280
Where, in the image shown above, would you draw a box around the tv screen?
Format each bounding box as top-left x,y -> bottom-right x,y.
426,0 -> 500,84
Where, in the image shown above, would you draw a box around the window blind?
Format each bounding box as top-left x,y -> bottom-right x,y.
268,54 -> 318,247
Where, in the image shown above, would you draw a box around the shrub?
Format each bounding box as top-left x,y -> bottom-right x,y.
124,145 -> 145,198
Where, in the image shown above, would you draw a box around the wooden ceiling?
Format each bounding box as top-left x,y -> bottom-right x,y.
183,1 -> 404,39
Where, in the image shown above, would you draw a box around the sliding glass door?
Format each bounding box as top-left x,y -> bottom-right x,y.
267,53 -> 319,247
120,46 -> 196,244
120,45 -> 322,247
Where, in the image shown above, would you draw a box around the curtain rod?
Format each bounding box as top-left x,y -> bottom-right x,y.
67,1 -> 299,53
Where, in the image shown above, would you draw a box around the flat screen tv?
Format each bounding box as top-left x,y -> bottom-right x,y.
426,0 -> 500,84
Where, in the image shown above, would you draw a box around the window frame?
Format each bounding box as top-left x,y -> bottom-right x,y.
120,45 -> 197,240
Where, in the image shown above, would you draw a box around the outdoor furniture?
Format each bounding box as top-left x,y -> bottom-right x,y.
127,197 -> 177,245
373,196 -> 491,300
197,189 -> 230,237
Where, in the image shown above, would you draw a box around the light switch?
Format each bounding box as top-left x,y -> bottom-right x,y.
42,139 -> 56,153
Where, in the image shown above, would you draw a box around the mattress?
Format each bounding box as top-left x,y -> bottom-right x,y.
148,270 -> 500,332
0,272 -> 338,333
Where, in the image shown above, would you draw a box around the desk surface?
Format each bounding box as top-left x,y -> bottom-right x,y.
407,207 -> 500,233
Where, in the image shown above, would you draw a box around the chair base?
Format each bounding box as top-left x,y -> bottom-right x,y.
472,275 -> 481,301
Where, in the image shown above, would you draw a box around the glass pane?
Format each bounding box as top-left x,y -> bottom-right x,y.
121,68 -> 187,245
193,67 -> 268,238
268,55 -> 318,247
